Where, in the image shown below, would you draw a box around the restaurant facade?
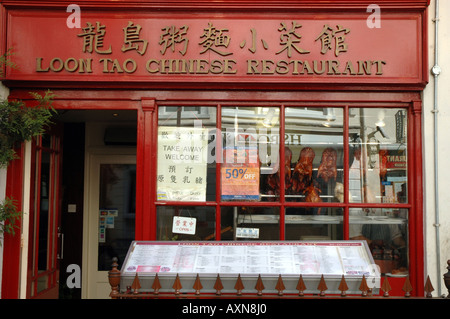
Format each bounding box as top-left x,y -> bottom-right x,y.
1,0 -> 448,299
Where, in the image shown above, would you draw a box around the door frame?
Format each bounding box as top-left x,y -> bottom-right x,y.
82,153 -> 136,299
26,127 -> 63,299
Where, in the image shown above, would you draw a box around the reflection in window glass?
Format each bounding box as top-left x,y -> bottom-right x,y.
221,206 -> 280,240
37,151 -> 50,272
283,108 -> 344,203
157,107 -> 217,201
349,108 -> 408,204
285,207 -> 343,240
221,107 -> 280,202
98,164 -> 136,271
349,208 -> 408,275
156,206 -> 216,241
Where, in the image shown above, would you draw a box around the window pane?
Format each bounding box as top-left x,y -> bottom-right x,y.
157,107 -> 216,201
221,206 -> 280,240
37,151 -> 50,271
285,207 -> 343,240
349,108 -> 408,204
98,164 -> 136,271
349,208 -> 408,275
36,274 -> 49,294
156,206 -> 216,241
221,107 -> 280,202
284,107 -> 344,203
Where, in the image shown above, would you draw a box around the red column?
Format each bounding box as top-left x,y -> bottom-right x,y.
1,146 -> 24,299
136,98 -> 157,240
410,100 -> 424,296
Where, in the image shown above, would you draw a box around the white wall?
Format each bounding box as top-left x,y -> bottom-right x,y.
423,0 -> 450,297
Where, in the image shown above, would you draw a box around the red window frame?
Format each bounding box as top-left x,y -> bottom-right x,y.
27,134 -> 62,299
150,101 -> 412,238
135,97 -> 423,296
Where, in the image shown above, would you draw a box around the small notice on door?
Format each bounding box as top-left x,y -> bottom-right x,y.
172,216 -> 196,235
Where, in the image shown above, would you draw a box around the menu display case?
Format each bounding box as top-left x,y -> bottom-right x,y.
119,240 -> 380,295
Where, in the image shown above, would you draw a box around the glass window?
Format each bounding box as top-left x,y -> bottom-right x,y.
221,206 -> 280,240
285,207 -> 343,240
156,206 -> 216,241
221,107 -> 280,202
98,164 -> 136,270
157,106 -> 217,202
349,208 -> 408,275
283,107 -> 344,203
154,104 -> 410,276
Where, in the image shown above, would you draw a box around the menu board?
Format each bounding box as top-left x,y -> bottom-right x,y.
122,241 -> 378,278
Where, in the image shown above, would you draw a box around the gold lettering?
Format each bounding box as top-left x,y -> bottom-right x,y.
123,59 -> 137,73
110,59 -> 124,73
210,60 -> 223,74
224,59 -> 237,74
276,60 -> 289,74
174,60 -> 187,74
302,60 -> 314,74
49,58 -> 64,72
99,58 -> 110,73
36,57 -> 49,72
247,60 -> 259,74
313,60 -> 326,74
357,60 -> 372,75
186,60 -> 196,73
261,60 -> 275,74
342,61 -> 356,75
290,60 -> 302,75
78,59 -> 93,73
373,60 -> 386,75
146,59 -> 159,73
327,60 -> 340,75
196,59 -> 209,74
64,58 -> 78,72
159,59 -> 170,74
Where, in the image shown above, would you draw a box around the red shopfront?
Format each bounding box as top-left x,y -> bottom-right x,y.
1,0 -> 429,298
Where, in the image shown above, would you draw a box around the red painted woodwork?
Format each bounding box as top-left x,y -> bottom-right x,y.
0,0 -> 429,298
1,146 -> 24,299
3,2 -> 427,89
26,132 -> 63,299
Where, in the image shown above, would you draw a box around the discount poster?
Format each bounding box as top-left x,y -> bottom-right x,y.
221,146 -> 260,201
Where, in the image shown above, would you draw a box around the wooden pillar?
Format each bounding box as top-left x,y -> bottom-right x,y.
136,98 -> 157,240
410,100 -> 424,296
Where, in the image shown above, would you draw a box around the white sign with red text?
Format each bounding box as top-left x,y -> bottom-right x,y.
172,216 -> 197,235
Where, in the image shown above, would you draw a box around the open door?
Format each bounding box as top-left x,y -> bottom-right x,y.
83,154 -> 136,299
26,127 -> 63,299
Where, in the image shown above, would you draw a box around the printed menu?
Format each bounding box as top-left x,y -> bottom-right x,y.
122,241 -> 377,277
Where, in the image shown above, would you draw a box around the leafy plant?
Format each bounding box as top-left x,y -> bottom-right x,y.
0,90 -> 55,168
0,48 -> 18,78
0,48 -> 55,241
0,197 -> 22,239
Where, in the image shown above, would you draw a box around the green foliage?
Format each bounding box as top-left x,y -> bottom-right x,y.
0,48 -> 18,78
0,90 -> 55,168
0,48 -> 54,240
0,197 -> 22,239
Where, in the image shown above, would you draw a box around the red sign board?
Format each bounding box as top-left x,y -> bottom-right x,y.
5,9 -> 425,85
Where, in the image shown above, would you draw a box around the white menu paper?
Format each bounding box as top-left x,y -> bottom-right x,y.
122,241 -> 377,278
